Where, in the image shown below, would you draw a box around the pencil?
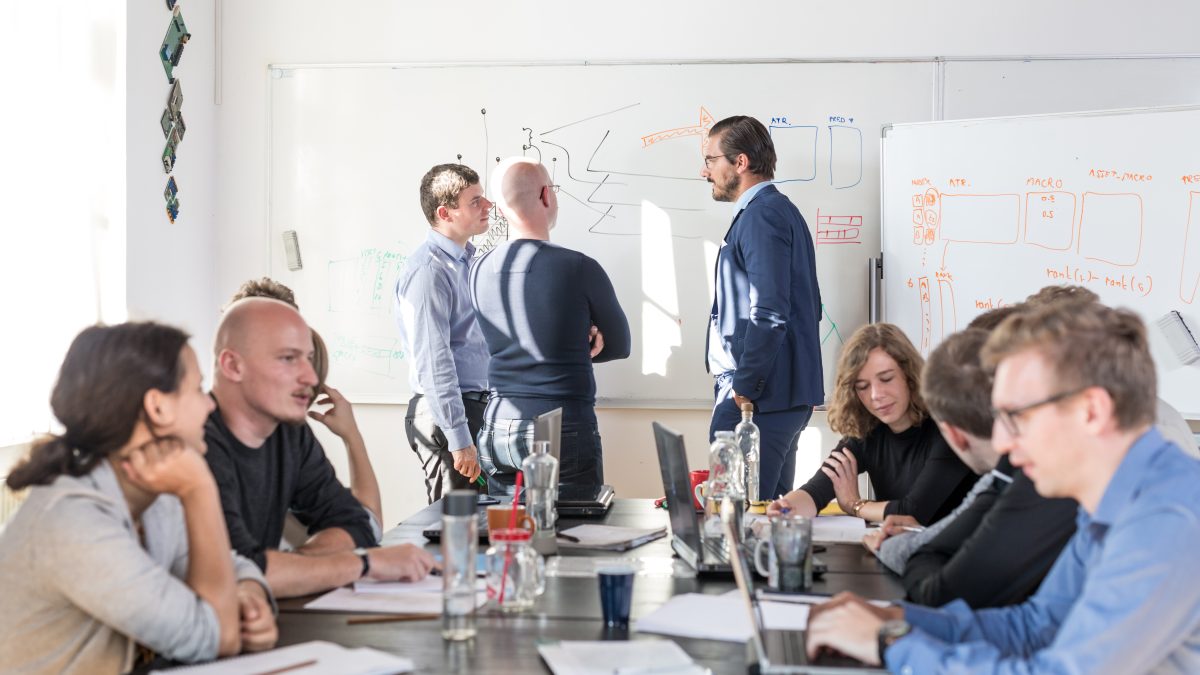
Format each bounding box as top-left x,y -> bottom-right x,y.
251,658 -> 319,675
346,613 -> 440,625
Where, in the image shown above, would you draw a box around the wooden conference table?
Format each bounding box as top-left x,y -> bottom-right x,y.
276,499 -> 904,674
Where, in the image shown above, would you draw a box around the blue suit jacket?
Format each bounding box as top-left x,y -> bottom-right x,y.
708,184 -> 824,411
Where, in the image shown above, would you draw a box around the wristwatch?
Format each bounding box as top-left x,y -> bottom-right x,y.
877,619 -> 911,662
358,551 -> 372,579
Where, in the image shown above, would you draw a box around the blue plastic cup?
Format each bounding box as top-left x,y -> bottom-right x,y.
597,565 -> 635,629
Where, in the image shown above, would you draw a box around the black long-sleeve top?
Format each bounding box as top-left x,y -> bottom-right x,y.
798,416 -> 975,525
903,457 -> 1078,608
203,405 -> 376,571
469,239 -> 630,420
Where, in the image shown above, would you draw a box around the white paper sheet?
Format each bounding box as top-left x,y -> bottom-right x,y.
153,640 -> 413,674
538,640 -> 703,675
634,592 -> 810,642
305,583 -> 485,614
812,515 -> 868,543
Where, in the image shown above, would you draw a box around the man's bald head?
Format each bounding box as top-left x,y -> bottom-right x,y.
211,297 -> 318,431
491,157 -> 555,237
215,297 -> 308,356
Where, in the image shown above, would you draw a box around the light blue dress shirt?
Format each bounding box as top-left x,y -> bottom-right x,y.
887,427 -> 1200,674
706,180 -> 773,376
394,229 -> 489,451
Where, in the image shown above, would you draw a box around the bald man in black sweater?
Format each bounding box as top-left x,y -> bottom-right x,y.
470,158 -> 630,496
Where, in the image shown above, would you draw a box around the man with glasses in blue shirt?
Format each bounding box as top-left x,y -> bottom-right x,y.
805,299 -> 1200,673
395,164 -> 491,503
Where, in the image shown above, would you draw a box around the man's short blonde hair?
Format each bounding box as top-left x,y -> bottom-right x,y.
982,300 -> 1156,431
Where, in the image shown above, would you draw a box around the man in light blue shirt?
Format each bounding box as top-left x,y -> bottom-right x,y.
395,164 -> 492,503
806,299 -> 1200,673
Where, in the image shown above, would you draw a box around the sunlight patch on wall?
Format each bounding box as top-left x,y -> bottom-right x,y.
640,200 -> 680,377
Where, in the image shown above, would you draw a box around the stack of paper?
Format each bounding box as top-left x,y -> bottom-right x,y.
556,524 -> 667,551
305,577 -> 485,614
812,515 -> 868,543
153,640 -> 412,674
634,592 -> 810,642
538,640 -> 705,675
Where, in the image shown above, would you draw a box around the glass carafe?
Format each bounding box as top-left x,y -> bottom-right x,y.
484,528 -> 545,612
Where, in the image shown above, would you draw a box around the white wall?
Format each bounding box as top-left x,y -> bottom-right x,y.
0,1 -> 125,445
211,1 -> 1200,525
127,0 -> 218,364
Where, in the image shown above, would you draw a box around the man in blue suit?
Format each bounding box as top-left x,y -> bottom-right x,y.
703,115 -> 824,501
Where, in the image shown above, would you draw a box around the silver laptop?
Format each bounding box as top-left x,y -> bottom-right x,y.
722,508 -> 887,674
652,422 -> 732,573
534,408 -> 562,463
534,408 -> 614,517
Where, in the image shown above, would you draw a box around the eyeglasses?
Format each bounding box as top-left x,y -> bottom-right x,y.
703,154 -> 732,169
542,184 -> 560,195
991,387 -> 1087,437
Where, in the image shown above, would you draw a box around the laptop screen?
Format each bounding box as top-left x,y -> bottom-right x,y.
652,422 -> 704,554
722,506 -> 775,666
534,408 -> 562,463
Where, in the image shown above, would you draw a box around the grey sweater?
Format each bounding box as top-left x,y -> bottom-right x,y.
0,461 -> 270,675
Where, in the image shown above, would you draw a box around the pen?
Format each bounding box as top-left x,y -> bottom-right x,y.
900,525 -> 925,533
251,658 -> 319,675
556,532 -> 581,543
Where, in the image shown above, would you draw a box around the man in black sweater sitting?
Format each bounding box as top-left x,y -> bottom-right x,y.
470,157 -> 631,496
864,327 -> 1077,608
205,298 -> 437,598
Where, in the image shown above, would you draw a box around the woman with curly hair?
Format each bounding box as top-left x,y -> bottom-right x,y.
767,324 -> 974,525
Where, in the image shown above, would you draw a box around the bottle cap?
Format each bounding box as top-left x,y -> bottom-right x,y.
533,440 -> 551,455
443,490 -> 477,517
741,402 -> 753,413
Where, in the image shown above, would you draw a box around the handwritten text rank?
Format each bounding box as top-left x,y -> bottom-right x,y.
1044,265 -> 1153,297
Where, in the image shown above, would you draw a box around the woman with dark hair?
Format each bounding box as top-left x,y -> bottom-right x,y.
0,322 -> 277,674
768,324 -> 974,525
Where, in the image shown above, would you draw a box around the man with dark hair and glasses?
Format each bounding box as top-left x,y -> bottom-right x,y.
702,115 -> 823,501
469,157 -> 629,496
395,163 -> 491,503
805,300 -> 1200,673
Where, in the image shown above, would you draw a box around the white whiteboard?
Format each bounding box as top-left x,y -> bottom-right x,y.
881,106 -> 1200,417
267,61 -> 934,404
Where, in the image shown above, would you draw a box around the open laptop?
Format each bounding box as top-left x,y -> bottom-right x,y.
722,508 -> 888,674
653,422 -> 829,577
531,408 -> 614,517
652,421 -> 734,573
720,506 -> 883,667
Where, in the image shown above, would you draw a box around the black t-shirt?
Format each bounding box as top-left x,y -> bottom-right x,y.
903,457 -> 1078,608
203,405 -> 375,571
798,416 -> 974,524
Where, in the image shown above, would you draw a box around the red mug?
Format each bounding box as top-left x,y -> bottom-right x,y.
688,470 -> 710,511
